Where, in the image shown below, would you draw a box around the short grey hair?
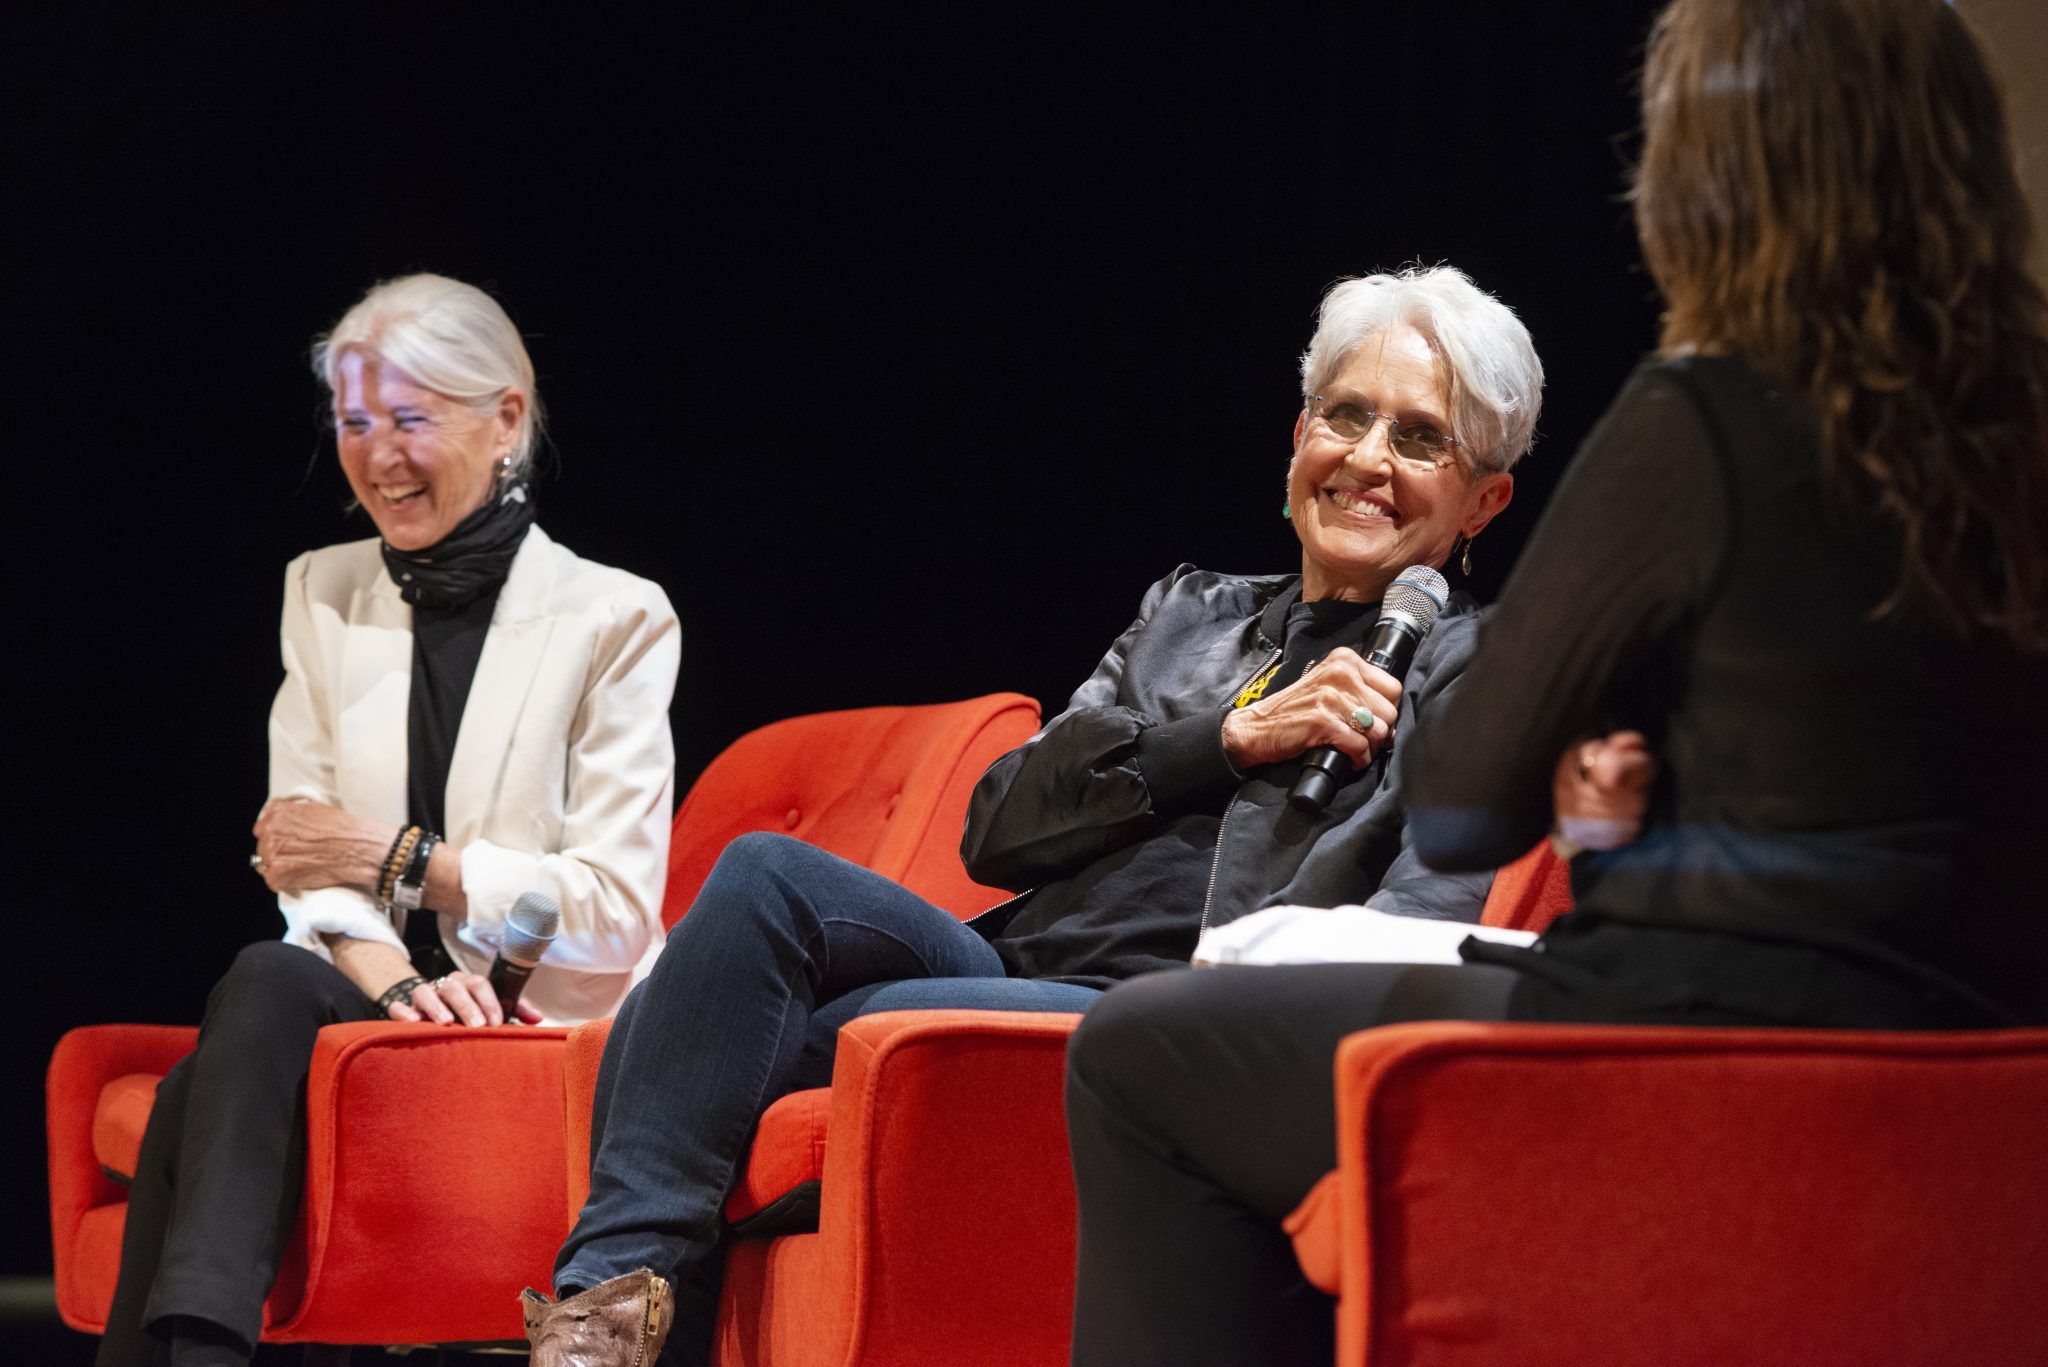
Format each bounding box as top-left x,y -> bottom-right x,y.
1299,266 -> 1543,473
312,273 -> 545,476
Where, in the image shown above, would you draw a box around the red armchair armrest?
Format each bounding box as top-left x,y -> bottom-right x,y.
278,1020 -> 572,1342
49,1021 -> 572,1345
563,1009 -> 1085,1367
48,1025 -> 200,1331
715,1008 -> 1084,1367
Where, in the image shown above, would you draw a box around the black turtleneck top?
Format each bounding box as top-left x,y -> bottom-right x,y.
382,484 -> 535,972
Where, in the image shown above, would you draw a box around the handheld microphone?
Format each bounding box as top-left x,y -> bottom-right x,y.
489,891 -> 561,1020
1287,564 -> 1448,815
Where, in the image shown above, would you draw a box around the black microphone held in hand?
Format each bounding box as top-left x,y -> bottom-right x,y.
489,890 -> 561,1020
1287,564 -> 1449,815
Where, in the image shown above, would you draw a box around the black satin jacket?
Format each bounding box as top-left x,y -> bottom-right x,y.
960,565 -> 1492,981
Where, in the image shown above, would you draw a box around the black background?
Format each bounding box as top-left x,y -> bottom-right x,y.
3,1 -> 1662,1280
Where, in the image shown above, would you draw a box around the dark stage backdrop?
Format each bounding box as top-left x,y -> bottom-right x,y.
3,3 -> 1662,1277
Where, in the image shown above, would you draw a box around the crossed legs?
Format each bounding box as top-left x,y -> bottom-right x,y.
553,832 -> 1098,1364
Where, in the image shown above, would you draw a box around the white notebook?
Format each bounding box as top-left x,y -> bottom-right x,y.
1193,903 -> 1536,968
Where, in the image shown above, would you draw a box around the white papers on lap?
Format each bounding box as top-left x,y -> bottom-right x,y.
1192,903 -> 1536,967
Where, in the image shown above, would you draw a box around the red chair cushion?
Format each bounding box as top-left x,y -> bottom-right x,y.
724,1087 -> 831,1226
90,1073 -> 160,1183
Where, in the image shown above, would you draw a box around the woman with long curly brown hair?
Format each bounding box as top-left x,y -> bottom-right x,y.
1634,0 -> 2048,648
1063,2 -> 2048,1362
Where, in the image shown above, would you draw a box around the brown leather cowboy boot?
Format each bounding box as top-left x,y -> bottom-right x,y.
521,1268 -> 675,1367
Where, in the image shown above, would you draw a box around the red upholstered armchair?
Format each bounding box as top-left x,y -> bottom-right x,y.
561,838 -> 1576,1367
1286,1021 -> 2048,1367
46,691 -> 1040,1349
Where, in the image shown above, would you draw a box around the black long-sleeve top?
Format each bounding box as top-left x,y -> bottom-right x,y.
399,588 -> 501,974
1406,357 -> 2048,1026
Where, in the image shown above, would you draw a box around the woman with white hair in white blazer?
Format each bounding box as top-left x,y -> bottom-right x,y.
96,273 -> 679,1367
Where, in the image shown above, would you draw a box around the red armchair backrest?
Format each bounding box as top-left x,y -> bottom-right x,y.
661,693 -> 1042,929
1480,840 -> 1574,933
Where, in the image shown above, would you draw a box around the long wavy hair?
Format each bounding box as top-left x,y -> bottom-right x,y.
1634,0 -> 2048,650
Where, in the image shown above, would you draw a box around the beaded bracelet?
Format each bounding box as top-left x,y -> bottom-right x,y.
375,827 -> 410,903
375,975 -> 428,1013
392,831 -> 439,912
377,826 -> 423,905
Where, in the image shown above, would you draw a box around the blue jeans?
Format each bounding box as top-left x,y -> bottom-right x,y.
553,833 -> 1100,1358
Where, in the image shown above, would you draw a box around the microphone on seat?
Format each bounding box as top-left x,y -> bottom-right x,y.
1288,565 -> 1449,816
489,891 -> 561,1020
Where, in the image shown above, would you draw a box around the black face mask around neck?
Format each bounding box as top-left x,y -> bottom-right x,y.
379,480 -> 537,610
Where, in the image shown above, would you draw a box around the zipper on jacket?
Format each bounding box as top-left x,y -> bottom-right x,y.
1198,645 -> 1281,937
1197,795 -> 1237,937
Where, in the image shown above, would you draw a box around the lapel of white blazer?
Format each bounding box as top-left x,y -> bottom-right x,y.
337,568 -> 413,827
444,526 -> 560,844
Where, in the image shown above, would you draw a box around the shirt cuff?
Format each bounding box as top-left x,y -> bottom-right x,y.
460,838 -> 542,940
278,887 -> 406,960
1135,709 -> 1243,813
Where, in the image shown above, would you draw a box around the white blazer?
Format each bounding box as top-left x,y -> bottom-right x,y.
267,525 -> 678,1025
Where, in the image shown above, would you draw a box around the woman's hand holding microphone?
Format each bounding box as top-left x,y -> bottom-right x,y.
1215,654 -> 1659,854
1220,649 -> 1402,772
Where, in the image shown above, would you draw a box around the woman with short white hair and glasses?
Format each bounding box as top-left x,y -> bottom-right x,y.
95,273 -> 678,1367
522,264 -> 1541,1366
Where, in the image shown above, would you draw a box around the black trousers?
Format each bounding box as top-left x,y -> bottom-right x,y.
97,941 -> 383,1367
1063,963 -> 1523,1367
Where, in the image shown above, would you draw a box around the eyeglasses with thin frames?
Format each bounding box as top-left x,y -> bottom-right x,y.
1305,394 -> 1461,471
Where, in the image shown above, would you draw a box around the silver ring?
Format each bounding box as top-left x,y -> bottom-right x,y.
433,976 -> 451,991
1349,707 -> 1376,736
249,852 -> 266,871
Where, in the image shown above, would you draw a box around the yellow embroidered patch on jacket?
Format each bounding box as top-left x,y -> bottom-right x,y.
1232,658 -> 1283,709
